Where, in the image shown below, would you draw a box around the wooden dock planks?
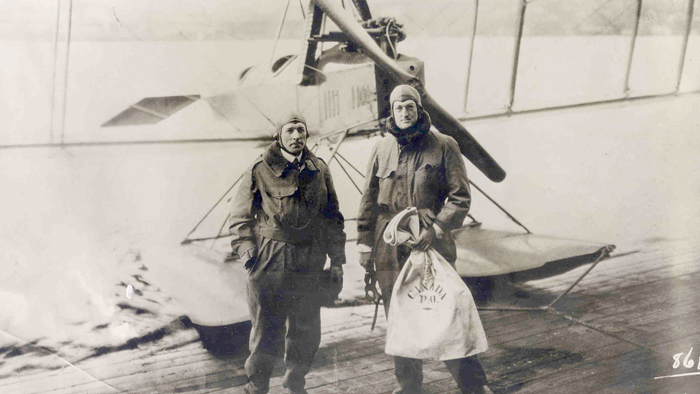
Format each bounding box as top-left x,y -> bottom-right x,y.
3,241 -> 699,393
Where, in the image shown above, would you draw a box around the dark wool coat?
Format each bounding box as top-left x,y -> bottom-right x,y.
357,111 -> 471,289
229,142 -> 346,269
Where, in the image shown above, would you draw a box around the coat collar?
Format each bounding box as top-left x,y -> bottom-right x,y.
386,109 -> 432,147
263,142 -> 320,177
376,125 -> 437,174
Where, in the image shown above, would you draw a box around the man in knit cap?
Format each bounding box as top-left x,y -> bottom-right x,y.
357,85 -> 493,394
229,111 -> 346,394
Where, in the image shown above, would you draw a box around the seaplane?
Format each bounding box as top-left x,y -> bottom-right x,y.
99,0 -> 619,349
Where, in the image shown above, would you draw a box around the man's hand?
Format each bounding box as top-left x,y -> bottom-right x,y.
417,208 -> 436,229
329,266 -> 344,300
358,252 -> 374,272
242,248 -> 257,270
330,266 -> 344,283
411,226 -> 435,251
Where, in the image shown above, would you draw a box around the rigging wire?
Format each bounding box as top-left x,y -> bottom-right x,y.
393,1 -> 466,63
432,1 -> 479,39
213,212 -> 232,249
182,170 -> 248,244
238,90 -> 277,128
270,0 -> 293,68
59,0 -> 73,146
49,0 -> 62,142
676,0 -> 696,91
299,0 -> 306,19
463,0 -> 480,113
624,0 -> 643,94
109,6 -> 145,41
511,0 -> 640,105
469,180 -> 531,234
332,156 -> 363,194
474,245 -> 651,352
577,0 -> 635,32
508,0 -> 528,111
335,151 -> 365,178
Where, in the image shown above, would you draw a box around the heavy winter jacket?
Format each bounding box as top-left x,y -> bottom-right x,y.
229,142 -> 346,268
357,110 -> 471,267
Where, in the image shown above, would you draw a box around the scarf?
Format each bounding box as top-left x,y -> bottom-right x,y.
386,110 -> 432,146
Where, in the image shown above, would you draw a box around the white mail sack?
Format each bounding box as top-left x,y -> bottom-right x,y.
383,207 -> 488,361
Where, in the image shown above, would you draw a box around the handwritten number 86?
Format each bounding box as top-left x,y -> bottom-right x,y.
672,347 -> 698,369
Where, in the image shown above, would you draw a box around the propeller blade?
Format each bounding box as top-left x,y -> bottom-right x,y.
310,0 -> 506,182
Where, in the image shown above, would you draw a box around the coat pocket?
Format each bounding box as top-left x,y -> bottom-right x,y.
246,236 -> 269,274
268,186 -> 298,211
375,166 -> 396,206
266,185 -> 298,221
375,166 -> 395,179
415,161 -> 441,178
268,186 -> 298,199
414,160 -> 443,200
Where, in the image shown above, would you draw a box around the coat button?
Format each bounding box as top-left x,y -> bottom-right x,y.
397,175 -> 403,180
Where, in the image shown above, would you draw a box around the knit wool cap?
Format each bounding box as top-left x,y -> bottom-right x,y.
275,111 -> 308,139
389,84 -> 422,108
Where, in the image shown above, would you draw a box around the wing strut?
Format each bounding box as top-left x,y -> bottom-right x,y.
469,181 -> 531,234
323,129 -> 363,194
181,169 -> 248,245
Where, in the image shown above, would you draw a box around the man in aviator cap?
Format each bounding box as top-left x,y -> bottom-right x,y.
229,111 -> 346,394
357,85 -> 493,394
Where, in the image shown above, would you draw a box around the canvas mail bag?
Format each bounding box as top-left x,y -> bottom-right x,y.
383,207 -> 488,361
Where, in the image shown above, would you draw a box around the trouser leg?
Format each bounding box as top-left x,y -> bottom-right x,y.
282,284 -> 321,391
444,356 -> 489,394
394,356 -> 423,391
245,278 -> 286,393
282,240 -> 324,392
245,241 -> 287,394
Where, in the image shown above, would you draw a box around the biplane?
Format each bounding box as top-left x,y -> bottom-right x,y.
96,0 -> 624,338
6,0 -> 699,359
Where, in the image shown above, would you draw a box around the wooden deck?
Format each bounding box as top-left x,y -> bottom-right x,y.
2,240 -> 699,394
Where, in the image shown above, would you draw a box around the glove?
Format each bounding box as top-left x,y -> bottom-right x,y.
242,248 -> 257,270
329,266 -> 343,300
330,266 -> 343,284
417,208 -> 436,230
410,226 -> 435,251
359,252 -> 374,272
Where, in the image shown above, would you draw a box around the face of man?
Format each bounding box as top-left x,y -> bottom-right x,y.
280,121 -> 307,154
392,99 -> 419,130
